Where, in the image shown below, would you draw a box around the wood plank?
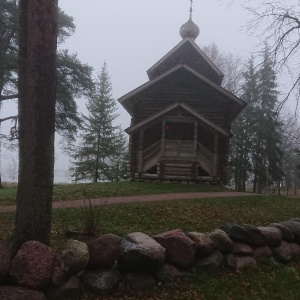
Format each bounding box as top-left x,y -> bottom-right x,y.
138,129 -> 144,173
213,133 -> 219,176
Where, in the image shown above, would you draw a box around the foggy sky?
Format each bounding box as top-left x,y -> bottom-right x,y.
1,1 -> 259,182
57,0 -> 257,128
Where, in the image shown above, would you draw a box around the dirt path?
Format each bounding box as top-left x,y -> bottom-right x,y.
0,191 -> 259,213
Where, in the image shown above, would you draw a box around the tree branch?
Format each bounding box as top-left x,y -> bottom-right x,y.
0,94 -> 19,102
0,115 -> 18,123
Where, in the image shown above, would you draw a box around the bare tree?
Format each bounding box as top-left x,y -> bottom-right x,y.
6,155 -> 17,181
219,0 -> 300,110
14,0 -> 58,251
280,112 -> 300,194
244,1 -> 300,110
202,42 -> 244,95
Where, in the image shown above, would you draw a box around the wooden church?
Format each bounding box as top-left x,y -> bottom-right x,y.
119,3 -> 245,183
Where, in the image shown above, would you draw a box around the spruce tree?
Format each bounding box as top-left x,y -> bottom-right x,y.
72,63 -> 127,182
252,46 -> 283,193
230,56 -> 259,191
230,48 -> 284,192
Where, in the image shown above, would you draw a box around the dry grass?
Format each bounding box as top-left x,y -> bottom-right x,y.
1,181 -> 18,188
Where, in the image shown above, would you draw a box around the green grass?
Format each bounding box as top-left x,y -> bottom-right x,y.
0,181 -> 223,206
2,195 -> 300,248
0,187 -> 18,206
95,259 -> 300,300
2,192 -> 300,299
49,196 -> 300,239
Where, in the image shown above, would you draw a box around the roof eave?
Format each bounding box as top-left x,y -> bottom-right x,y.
119,64 -> 245,116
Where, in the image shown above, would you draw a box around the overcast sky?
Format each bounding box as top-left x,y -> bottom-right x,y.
1,1 -> 261,182
57,0 -> 258,128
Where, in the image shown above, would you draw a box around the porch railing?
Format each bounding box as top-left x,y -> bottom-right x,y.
141,139 -> 214,176
164,140 -> 194,157
197,142 -> 213,175
142,140 -> 161,172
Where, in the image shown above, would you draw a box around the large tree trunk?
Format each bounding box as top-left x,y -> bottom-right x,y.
14,0 -> 58,251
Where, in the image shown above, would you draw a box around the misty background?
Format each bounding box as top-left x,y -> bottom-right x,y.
0,0 -> 295,183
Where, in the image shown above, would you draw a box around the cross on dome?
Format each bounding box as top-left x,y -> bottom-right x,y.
189,0 -> 194,19
179,0 -> 200,40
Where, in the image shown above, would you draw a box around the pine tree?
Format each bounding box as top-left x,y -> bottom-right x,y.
230,48 -> 284,193
230,56 -> 259,191
252,46 -> 283,193
71,63 -> 127,182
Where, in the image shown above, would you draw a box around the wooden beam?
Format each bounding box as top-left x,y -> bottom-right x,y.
160,117 -> 166,158
193,121 -> 198,156
127,133 -> 134,179
213,133 -> 219,176
138,128 -> 144,174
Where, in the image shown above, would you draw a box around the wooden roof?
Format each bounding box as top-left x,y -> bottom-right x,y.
147,38 -> 224,84
118,64 -> 245,117
125,102 -> 230,137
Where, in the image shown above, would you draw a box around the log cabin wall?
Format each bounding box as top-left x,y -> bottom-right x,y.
131,69 -> 235,131
135,98 -> 228,127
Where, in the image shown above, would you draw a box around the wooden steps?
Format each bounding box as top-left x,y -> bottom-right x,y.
162,161 -> 195,177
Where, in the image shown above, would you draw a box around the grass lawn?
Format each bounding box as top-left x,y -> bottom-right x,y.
1,184 -> 300,299
94,259 -> 300,300
0,181 -> 224,206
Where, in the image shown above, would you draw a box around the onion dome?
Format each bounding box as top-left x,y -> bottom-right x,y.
180,19 -> 200,40
180,0 -> 200,40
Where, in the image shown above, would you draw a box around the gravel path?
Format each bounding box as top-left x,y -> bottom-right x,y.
0,191 -> 258,213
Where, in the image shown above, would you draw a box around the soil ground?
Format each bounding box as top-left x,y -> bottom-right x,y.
0,191 -> 258,213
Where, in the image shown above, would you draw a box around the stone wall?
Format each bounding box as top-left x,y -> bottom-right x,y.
1,218 -> 300,299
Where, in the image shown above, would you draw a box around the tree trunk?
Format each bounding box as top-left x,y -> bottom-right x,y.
14,0 -> 58,251
257,173 -> 263,194
234,164 -> 239,191
0,76 -> 5,191
253,173 -> 257,193
94,131 -> 101,182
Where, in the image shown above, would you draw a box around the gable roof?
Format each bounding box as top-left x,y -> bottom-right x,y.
125,102 -> 229,137
118,64 -> 245,116
147,38 -> 224,82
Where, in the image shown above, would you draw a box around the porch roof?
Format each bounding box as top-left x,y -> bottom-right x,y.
125,102 -> 230,137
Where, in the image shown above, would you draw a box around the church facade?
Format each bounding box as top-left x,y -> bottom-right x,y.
119,6 -> 245,183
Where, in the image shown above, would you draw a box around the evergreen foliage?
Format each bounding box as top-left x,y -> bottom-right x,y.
230,56 -> 258,191
0,0 -> 93,141
230,46 -> 284,192
204,42 -> 297,192
71,63 -> 127,183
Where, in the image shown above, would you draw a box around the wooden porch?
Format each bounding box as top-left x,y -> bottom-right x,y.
126,102 -> 231,183
137,137 -> 219,182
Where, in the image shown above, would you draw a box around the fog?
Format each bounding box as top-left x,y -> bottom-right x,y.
0,1 -> 260,182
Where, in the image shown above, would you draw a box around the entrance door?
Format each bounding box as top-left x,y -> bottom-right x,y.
164,122 -> 194,157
